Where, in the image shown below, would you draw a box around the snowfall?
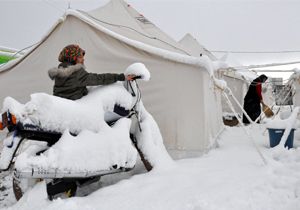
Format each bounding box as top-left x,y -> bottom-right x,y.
0,63 -> 300,210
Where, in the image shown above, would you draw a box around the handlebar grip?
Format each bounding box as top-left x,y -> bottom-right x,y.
133,76 -> 142,80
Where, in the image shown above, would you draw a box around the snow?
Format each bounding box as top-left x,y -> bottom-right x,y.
0,62 -> 173,173
289,68 -> 300,80
2,84 -> 133,134
125,63 -> 150,81
0,172 -> 15,207
267,108 -> 299,130
1,124 -> 300,210
134,104 -> 174,170
271,107 -> 299,148
0,135 -> 22,170
0,61 -> 299,209
125,80 -> 173,169
2,86 -> 300,210
214,78 -> 227,90
14,118 -> 137,172
0,51 -> 18,58
223,112 -> 238,120
236,69 -> 258,81
212,60 -> 228,72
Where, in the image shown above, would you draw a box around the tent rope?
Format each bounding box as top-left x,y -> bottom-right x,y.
231,60 -> 300,71
211,50 -> 300,54
213,78 -> 267,165
224,87 -> 254,124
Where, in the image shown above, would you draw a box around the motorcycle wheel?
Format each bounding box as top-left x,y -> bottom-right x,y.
12,175 -> 40,201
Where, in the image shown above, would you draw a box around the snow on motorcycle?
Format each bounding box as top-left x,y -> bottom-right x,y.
0,63 -> 171,200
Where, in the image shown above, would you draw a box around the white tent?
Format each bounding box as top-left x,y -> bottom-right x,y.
179,34 -> 275,122
178,34 -> 250,117
0,0 -> 223,157
218,69 -> 255,116
179,33 -> 217,61
219,54 -> 277,118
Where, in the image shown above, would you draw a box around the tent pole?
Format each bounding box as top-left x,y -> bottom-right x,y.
224,87 -> 254,124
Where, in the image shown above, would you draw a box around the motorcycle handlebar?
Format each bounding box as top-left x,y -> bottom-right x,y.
132,75 -> 142,80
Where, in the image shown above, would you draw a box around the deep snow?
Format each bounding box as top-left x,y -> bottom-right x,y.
0,62 -> 299,209
0,123 -> 299,210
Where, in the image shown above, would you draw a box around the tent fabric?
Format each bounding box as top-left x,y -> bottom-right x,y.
86,0 -> 190,55
179,33 -> 273,117
219,72 -> 248,114
0,0 -> 223,157
178,33 -> 248,115
179,33 -> 217,61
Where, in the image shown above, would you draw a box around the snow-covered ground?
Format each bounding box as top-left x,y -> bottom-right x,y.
0,123 -> 299,210
0,62 -> 299,210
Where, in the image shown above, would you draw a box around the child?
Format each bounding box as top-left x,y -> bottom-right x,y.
48,44 -> 135,100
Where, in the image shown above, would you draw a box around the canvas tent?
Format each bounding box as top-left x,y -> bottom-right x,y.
0,0 -> 223,157
179,33 -> 275,122
179,33 -> 217,61
178,34 -> 251,117
219,69 -> 275,122
218,69 -> 255,115
219,54 -> 278,118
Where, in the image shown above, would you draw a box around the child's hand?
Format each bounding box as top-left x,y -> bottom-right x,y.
126,75 -> 136,81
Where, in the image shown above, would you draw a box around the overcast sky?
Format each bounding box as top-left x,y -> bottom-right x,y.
1,0 -> 300,78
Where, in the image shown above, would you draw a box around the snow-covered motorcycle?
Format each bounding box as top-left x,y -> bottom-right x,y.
0,63 -> 154,200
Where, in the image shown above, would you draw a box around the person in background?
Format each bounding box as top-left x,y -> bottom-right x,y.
48,44 -> 135,100
242,74 -> 268,124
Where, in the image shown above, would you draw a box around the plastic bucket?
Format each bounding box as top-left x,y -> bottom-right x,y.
267,128 -> 295,149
